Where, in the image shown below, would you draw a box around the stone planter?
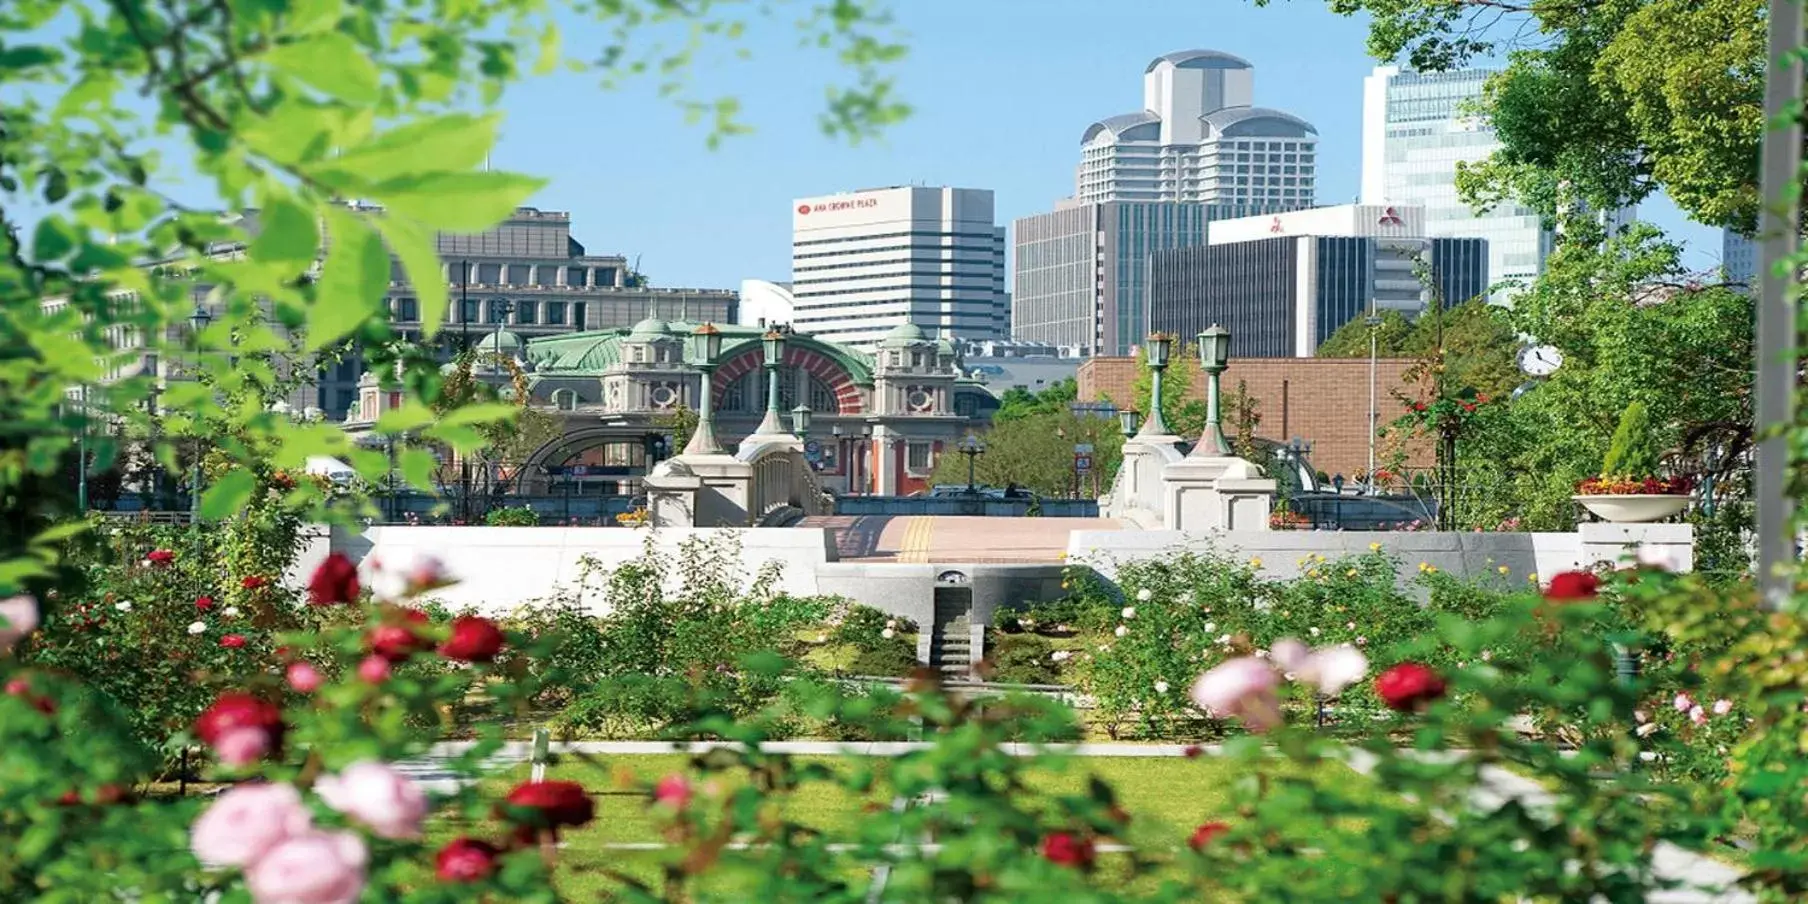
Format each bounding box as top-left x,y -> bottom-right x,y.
1572,494 -> 1690,524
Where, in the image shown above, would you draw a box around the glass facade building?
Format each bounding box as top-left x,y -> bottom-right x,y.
1012,201 -> 1282,356
1361,66 -> 1555,301
1148,236 -> 1489,358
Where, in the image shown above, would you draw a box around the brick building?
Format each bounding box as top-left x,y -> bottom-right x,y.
1076,356 -> 1433,477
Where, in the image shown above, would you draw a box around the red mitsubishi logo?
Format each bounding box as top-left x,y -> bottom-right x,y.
1269,216 -> 1284,234
1378,206 -> 1404,226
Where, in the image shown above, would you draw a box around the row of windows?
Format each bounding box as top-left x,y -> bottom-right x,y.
447,262 -> 619,288
793,230 -> 1002,249
794,245 -> 1001,263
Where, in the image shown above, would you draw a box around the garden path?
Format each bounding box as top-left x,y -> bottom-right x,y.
799,515 -> 1119,563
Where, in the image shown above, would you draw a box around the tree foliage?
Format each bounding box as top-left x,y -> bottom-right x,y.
1126,347 -> 1206,439
929,408 -> 1124,498
1317,300 -> 1521,400
993,378 -> 1078,424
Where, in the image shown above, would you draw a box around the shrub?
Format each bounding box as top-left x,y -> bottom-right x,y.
985,631 -> 1058,685
1601,401 -> 1660,480
484,506 -> 541,526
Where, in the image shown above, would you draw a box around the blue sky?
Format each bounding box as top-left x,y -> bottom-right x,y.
493,0 -> 1720,289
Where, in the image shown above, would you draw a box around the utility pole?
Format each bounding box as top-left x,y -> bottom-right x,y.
1756,0 -> 1803,610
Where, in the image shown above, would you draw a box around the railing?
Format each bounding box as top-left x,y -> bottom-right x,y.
834,495 -> 1099,518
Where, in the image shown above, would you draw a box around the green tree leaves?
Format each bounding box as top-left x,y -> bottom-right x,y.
248,196 -> 319,265
307,208 -> 389,351
265,33 -> 381,104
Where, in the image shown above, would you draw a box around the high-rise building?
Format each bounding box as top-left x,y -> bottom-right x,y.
1076,50 -> 1319,207
1361,66 -> 1557,300
1723,229 -> 1757,291
789,186 -> 1007,348
1012,200 -> 1282,356
1148,203 -> 1489,357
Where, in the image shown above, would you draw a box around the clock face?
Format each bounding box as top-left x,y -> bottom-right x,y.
1518,344 -> 1564,377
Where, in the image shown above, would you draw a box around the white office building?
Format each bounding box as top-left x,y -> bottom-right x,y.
789,186 -> 1007,348
1361,66 -> 1561,300
1076,50 -> 1319,208
1723,229 -> 1757,291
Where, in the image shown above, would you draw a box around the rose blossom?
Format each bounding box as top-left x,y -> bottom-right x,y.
190,782 -> 314,867
196,692 -> 284,765
145,549 -> 174,566
308,553 -> 360,605
195,595 -> 214,612
1712,699 -> 1733,716
0,595 -> 40,649
1190,657 -> 1282,731
1121,606 -> 1137,619
1189,821 -> 1229,851
114,601 -> 132,613
653,774 -> 692,809
1114,625 -> 1128,638
316,761 -> 430,840
188,621 -> 206,635
439,615 -> 506,662
1689,705 -> 1709,726
1544,571 -> 1600,602
242,575 -> 269,591
1154,679 -> 1170,694
1375,663 -> 1446,712
369,608 -> 432,662
1135,587 -> 1153,602
220,635 -> 246,649
435,837 -> 501,883
287,662 -> 324,694
357,655 -> 391,684
1673,693 -> 1695,713
880,627 -> 895,639
245,830 -> 367,904
501,780 -> 595,831
223,606 -> 241,618
1040,832 -> 1095,868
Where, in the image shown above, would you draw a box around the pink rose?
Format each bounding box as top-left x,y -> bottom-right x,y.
1689,705 -> 1708,727
286,662 -> 323,694
653,774 -> 692,809
315,761 -> 429,840
1189,657 -> 1282,731
357,655 -> 391,684
215,727 -> 273,766
1673,693 -> 1694,713
245,830 -> 367,904
0,595 -> 39,649
190,782 -> 314,867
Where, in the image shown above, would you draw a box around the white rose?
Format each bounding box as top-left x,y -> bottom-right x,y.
1712,699 -> 1733,716
223,606 -> 241,618
880,628 -> 895,639
1114,625 -> 1128,637
115,601 -> 132,613
187,621 -> 206,635
1135,588 -> 1152,602
1121,606 -> 1137,619
1202,622 -> 1216,633
1217,634 -> 1232,644
1154,680 -> 1170,694
1308,627 -> 1320,637
1356,636 -> 1368,646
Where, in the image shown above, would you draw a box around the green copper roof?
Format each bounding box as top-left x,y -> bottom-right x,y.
626,317 -> 671,341
522,323 -> 876,384
878,322 -> 928,348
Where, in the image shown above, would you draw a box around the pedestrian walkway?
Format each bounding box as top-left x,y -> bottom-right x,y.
798,515 -> 1120,563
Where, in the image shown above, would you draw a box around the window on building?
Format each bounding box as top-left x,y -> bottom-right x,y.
545,301 -> 567,325
516,301 -> 537,324
477,263 -> 501,284
487,300 -> 511,324
566,266 -> 588,287
552,389 -> 577,411
395,297 -> 419,321
807,377 -> 839,415
571,302 -> 586,327
906,442 -> 931,473
595,267 -> 618,287
461,299 -> 480,323
507,264 -> 531,285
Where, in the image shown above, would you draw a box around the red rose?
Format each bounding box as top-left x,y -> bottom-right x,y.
58,784 -> 127,806
5,676 -> 55,715
440,616 -> 505,662
435,837 -> 502,882
195,595 -> 214,611
501,780 -> 595,830
1475,393 -> 1490,404
1544,571 -> 1600,602
308,553 -> 360,605
1182,744 -> 1204,759
145,549 -> 174,566
1189,821 -> 1229,851
241,575 -> 269,591
1411,402 -> 1426,412
195,692 -> 285,763
1041,831 -> 1095,868
369,608 -> 432,661
220,634 -> 246,649
1375,663 -> 1446,712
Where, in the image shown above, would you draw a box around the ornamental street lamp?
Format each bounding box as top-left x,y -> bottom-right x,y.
957,434 -> 986,495
1193,324 -> 1232,456
683,323 -> 726,455
791,404 -> 812,439
1139,333 -> 1174,437
756,327 -> 788,435
1118,408 -> 1139,438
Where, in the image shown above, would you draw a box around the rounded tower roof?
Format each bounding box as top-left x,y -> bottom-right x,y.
878,322 -> 928,348
626,317 -> 672,341
476,330 -> 522,353
1144,49 -> 1253,73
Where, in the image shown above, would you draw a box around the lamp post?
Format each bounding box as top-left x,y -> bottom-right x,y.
1118,408 -> 1139,438
1366,311 -> 1381,495
459,260 -> 471,352
957,434 -> 986,495
683,323 -> 726,455
1286,436 -> 1314,491
756,328 -> 788,435
1193,324 -> 1232,456
858,423 -> 872,495
790,404 -> 812,440
1139,333 -> 1174,437
188,301 -> 212,522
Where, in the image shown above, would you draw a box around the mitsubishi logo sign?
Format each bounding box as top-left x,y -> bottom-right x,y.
1378,206 -> 1404,226
1269,216 -> 1284,234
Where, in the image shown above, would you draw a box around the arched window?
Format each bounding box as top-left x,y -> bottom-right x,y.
551,389 -> 577,411
807,375 -> 840,415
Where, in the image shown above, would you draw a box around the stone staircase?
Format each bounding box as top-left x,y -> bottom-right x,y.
930,612 -> 973,681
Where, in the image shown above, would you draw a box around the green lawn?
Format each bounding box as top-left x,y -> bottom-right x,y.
434,753 -> 1361,898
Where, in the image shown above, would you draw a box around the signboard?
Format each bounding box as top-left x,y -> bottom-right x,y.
545,465 -> 634,478
1074,454 -> 1093,473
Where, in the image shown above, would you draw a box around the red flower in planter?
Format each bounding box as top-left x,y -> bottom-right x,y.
439,616 -> 505,662
500,780 -> 595,831
195,595 -> 215,611
1189,821 -> 1229,851
369,608 -> 433,662
1041,832 -> 1096,868
1375,663 -> 1447,712
435,837 -> 501,882
220,634 -> 246,649
241,575 -> 269,591
1544,571 -> 1600,602
195,692 -> 285,765
308,553 -> 360,605
145,549 -> 174,566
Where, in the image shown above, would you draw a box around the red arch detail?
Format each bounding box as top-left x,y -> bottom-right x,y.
711,346 -> 863,414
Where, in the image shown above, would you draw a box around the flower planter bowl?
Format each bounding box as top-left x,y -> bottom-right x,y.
1572,494 -> 1690,523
